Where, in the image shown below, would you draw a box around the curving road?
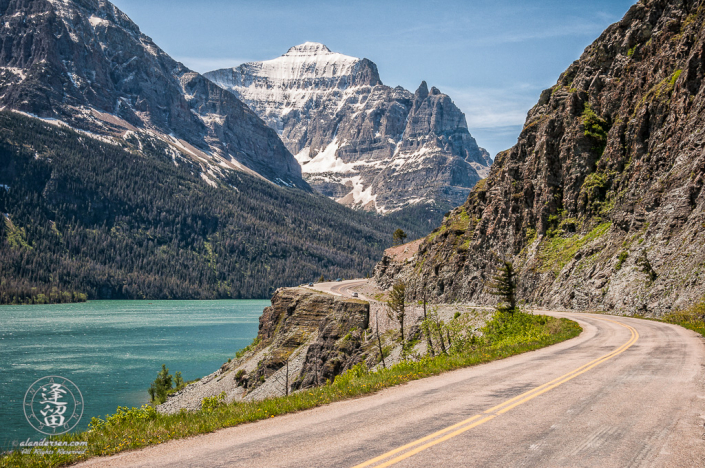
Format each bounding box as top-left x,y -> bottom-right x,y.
305,279 -> 369,299
76,312 -> 705,468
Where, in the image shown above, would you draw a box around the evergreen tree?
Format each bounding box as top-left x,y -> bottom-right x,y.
174,371 -> 184,390
392,229 -> 408,246
386,282 -> 407,341
488,260 -> 518,314
149,364 -> 173,404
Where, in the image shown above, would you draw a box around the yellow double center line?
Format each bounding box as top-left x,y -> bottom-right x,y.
352,318 -> 639,468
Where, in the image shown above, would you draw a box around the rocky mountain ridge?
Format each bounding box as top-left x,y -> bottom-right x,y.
0,0 -> 305,187
374,0 -> 705,316
206,43 -> 492,213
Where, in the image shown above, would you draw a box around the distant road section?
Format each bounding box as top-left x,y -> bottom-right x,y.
76,310 -> 705,468
306,279 -> 369,299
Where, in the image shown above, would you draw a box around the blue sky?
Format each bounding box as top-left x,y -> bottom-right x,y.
111,0 -> 637,158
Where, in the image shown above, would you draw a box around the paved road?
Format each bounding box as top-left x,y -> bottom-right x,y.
77,312 -> 705,468
305,279 -> 369,299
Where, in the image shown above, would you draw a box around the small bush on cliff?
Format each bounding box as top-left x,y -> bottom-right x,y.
393,228 -> 408,246
615,251 -> 629,270
582,103 -> 610,155
636,252 -> 658,284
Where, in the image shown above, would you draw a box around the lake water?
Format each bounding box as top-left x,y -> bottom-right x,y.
0,300 -> 266,449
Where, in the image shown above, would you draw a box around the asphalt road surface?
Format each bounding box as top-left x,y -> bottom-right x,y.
77,312 -> 705,468
306,279 -> 369,299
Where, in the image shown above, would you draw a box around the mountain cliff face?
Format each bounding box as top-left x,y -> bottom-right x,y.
0,0 -> 305,187
375,0 -> 705,316
206,43 -> 491,213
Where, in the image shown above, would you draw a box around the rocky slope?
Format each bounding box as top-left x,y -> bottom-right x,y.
206,43 -> 491,213
158,285 -> 488,412
0,0 -> 305,187
159,288 -> 373,411
375,0 -> 705,316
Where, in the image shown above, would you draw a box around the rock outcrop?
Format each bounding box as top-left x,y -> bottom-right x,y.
158,288 -> 374,412
375,0 -> 705,317
0,0 -> 306,187
206,43 -> 491,213
252,287 -> 370,389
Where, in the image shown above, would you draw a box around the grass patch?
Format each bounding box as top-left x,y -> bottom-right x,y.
427,225 -> 447,243
449,210 -> 471,232
235,337 -> 261,359
537,222 -> 612,275
615,251 -> 629,271
634,69 -> 683,117
1,313 -> 581,468
662,297 -> 705,337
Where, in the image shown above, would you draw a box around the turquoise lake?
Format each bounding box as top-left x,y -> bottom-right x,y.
0,300 -> 266,449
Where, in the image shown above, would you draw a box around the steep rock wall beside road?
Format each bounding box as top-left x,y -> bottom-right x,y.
375,0 -> 705,317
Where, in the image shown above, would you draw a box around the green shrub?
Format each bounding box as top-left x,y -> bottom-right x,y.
582,103 -> 610,155
89,405 -> 158,431
201,392 -> 227,413
235,337 -> 261,359
174,371 -> 184,390
615,251 -> 628,270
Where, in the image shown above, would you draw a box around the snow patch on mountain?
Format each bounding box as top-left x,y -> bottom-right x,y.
206,43 -> 491,214
252,42 -> 359,83
88,15 -> 109,28
299,139 -> 359,173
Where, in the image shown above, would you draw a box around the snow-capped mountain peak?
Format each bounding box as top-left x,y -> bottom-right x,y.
283,42 -> 333,56
250,42 -> 362,84
205,45 -> 491,215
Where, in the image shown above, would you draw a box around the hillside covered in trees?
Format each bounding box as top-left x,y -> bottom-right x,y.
0,112 -> 431,303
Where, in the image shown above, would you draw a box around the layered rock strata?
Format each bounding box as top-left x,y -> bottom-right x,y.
375,0 -> 705,316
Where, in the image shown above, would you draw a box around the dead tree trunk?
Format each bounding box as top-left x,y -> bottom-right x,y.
376,309 -> 386,369
436,320 -> 447,355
